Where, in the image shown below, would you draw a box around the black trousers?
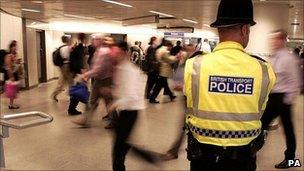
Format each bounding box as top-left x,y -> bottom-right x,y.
145,72 -> 158,98
68,96 -> 80,112
112,110 -> 157,171
190,143 -> 256,171
261,93 -> 296,160
150,76 -> 174,100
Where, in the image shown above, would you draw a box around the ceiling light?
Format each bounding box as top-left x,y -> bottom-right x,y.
149,10 -> 174,17
31,1 -> 43,3
203,24 -> 210,27
31,22 -> 37,25
260,0 -> 267,2
183,19 -> 198,24
102,0 -> 133,8
64,14 -> 96,20
21,8 -> 40,13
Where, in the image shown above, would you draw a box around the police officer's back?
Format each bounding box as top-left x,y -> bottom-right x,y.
184,0 -> 276,171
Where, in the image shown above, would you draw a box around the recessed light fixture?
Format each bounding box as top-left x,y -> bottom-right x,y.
64,14 -> 96,20
183,19 -> 198,24
21,8 -> 40,13
102,0 -> 133,8
203,24 -> 211,27
31,1 -> 43,3
149,10 -> 174,17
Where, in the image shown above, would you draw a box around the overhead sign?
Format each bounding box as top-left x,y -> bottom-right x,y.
164,32 -> 184,37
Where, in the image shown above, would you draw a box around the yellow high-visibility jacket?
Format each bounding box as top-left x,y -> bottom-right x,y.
184,41 -> 276,147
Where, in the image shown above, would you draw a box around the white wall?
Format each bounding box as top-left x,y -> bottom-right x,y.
246,3 -> 289,55
45,30 -> 64,80
0,12 -> 23,59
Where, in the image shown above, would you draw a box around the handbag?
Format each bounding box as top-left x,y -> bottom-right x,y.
4,81 -> 19,99
69,82 -> 90,103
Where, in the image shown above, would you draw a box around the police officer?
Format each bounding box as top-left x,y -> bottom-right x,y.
184,0 -> 276,171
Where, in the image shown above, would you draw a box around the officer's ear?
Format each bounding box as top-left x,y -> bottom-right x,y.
241,24 -> 250,37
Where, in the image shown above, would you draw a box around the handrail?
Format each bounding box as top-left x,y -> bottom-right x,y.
0,111 -> 53,129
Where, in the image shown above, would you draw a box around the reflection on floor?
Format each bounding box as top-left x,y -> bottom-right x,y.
1,80 -> 303,170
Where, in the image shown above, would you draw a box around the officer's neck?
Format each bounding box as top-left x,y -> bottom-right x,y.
219,33 -> 246,48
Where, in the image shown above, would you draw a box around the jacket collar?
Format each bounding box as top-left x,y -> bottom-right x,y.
213,41 -> 245,53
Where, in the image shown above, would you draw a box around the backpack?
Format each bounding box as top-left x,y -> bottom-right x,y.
52,45 -> 66,67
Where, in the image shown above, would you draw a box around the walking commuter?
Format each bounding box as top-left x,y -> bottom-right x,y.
183,0 -> 276,170
51,36 -> 73,98
3,40 -> 20,109
171,40 -> 182,56
149,40 -> 178,103
144,37 -> 159,99
72,35 -> 117,129
201,38 -> 212,54
108,41 -> 162,171
67,33 -> 87,115
261,30 -> 302,169
130,41 -> 142,65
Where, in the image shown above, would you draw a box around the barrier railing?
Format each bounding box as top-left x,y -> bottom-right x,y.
0,111 -> 53,168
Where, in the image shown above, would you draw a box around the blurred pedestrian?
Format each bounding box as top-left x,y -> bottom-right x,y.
261,29 -> 302,169
108,41 -> 161,171
201,38 -> 212,54
143,36 -> 159,99
171,40 -> 182,56
51,36 -> 73,95
149,40 -> 177,103
3,40 -> 20,109
73,35 -> 117,129
68,33 -> 87,115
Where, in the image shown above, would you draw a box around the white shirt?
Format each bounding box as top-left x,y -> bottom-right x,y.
201,42 -> 211,53
269,48 -> 302,104
60,45 -> 71,61
113,59 -> 146,111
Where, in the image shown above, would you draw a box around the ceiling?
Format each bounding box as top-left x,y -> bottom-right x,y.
0,0 -> 303,39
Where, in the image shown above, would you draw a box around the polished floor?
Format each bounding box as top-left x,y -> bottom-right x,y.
0,80 -> 303,171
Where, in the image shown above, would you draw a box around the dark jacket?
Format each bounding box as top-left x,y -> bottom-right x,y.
70,43 -> 85,74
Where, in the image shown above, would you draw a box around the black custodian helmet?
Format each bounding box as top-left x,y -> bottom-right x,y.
210,0 -> 256,28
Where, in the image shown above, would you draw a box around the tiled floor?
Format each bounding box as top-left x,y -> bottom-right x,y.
0,80 -> 303,171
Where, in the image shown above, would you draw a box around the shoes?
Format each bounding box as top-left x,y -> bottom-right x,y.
8,105 -> 20,109
68,110 -> 82,116
162,152 -> 178,161
170,95 -> 177,102
72,115 -> 91,127
102,114 -> 111,121
104,122 -> 116,129
275,159 -> 292,169
149,99 -> 160,104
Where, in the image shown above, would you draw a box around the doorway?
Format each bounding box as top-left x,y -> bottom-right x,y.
36,30 -> 47,83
